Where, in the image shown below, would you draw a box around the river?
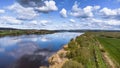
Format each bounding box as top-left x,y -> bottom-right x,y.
0,32 -> 83,68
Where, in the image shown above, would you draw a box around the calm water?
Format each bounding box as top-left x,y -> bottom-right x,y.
0,32 -> 83,68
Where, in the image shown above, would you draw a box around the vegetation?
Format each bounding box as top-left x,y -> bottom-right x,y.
97,37 -> 120,67
64,33 -> 107,68
0,30 -> 56,37
62,32 -> 120,68
62,60 -> 83,68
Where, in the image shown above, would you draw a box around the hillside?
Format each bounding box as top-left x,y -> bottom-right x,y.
49,32 -> 120,68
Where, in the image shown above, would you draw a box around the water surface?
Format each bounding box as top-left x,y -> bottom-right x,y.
0,32 -> 83,68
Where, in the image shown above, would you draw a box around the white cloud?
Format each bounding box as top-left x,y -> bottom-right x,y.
100,8 -> 120,20
83,6 -> 94,17
0,16 -> 22,24
86,18 -> 120,28
60,8 -> 67,18
35,0 -> 58,12
0,9 -> 5,14
0,1 -> 119,30
69,2 -> 120,29
29,20 -> 38,25
69,19 -> 75,23
100,8 -> 117,16
8,3 -> 38,20
71,6 -> 93,18
105,20 -> 120,25
70,2 -> 100,18
71,2 -> 81,12
40,20 -> 50,26
93,6 -> 101,10
25,20 -> 51,26
89,18 -> 103,23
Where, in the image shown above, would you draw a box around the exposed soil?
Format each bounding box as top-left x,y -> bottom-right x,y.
99,44 -> 115,68
48,45 -> 68,68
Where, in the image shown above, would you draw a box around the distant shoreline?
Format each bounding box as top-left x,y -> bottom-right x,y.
1,29 -> 120,37
0,30 -> 57,37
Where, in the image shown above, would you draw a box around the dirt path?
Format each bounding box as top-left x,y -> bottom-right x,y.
99,43 -> 115,68
103,52 -> 115,68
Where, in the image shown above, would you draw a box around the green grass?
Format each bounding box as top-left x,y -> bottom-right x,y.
64,33 -> 107,68
63,32 -> 120,68
94,42 -> 107,68
97,37 -> 120,67
62,32 -> 120,68
62,60 -> 84,68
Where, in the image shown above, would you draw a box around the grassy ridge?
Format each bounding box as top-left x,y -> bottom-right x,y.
62,32 -> 120,68
63,33 -> 107,68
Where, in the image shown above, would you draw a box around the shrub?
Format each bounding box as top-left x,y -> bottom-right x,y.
62,60 -> 84,68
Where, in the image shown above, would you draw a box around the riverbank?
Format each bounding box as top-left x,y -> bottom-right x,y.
48,32 -> 120,68
48,45 -> 68,68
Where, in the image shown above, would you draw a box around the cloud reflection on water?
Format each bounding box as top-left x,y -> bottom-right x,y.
0,32 -> 83,68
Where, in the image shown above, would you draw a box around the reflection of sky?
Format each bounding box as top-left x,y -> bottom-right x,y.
0,32 -> 83,52
0,32 -> 83,68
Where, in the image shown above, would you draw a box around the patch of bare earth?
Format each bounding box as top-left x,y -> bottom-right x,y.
99,43 -> 115,68
48,45 -> 69,68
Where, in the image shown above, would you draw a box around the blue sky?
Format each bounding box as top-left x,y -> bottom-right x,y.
0,0 -> 120,30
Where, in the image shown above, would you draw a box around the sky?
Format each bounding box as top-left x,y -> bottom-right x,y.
0,0 -> 120,30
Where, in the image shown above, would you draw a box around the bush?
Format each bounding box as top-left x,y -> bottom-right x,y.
62,60 -> 84,68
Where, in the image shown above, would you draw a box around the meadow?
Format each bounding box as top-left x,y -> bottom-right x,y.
97,37 -> 120,67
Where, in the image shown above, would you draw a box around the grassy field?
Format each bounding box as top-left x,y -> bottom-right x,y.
97,37 -> 120,67
62,32 -> 120,68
